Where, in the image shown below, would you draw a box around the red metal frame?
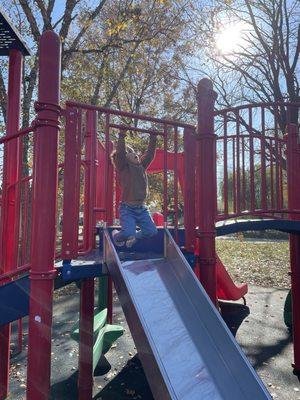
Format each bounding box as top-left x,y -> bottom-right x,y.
0,47 -> 23,400
215,104 -> 291,220
1,29 -> 300,400
286,121 -> 300,373
196,78 -> 218,305
78,278 -> 94,400
26,31 -> 61,400
61,101 -> 193,259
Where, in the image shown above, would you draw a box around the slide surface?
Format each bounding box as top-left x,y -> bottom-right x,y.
217,256 -> 248,301
104,229 -> 271,400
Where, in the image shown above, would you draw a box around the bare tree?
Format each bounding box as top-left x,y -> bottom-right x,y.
180,0 -> 300,127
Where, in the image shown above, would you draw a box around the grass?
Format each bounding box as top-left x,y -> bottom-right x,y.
216,238 -> 290,289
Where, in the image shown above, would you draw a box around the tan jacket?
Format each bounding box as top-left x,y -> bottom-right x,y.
115,135 -> 157,205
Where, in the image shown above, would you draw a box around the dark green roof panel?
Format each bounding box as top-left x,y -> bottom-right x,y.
0,6 -> 30,56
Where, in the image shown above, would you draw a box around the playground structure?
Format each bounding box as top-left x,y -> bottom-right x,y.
0,16 -> 300,400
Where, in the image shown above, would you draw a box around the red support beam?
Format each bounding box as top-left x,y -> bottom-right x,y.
163,124 -> 168,224
104,114 -> 114,225
26,31 -> 61,400
286,121 -> 300,374
0,48 -> 23,400
61,107 -> 81,259
83,110 -> 97,253
78,278 -> 95,400
183,127 -> 196,252
196,78 -> 218,305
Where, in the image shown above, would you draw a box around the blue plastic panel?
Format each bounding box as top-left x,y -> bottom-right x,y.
0,276 -> 30,326
216,219 -> 300,236
61,261 -> 105,281
98,227 -> 185,255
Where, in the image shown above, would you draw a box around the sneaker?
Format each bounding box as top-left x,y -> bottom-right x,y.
126,236 -> 137,248
112,230 -> 125,247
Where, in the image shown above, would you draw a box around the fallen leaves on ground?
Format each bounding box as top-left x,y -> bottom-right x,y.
216,238 -> 290,288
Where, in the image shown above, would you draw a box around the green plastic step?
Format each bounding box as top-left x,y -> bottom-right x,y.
71,308 -> 108,342
70,308 -> 124,372
93,324 -> 124,371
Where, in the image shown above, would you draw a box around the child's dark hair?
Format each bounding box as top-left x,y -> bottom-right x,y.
110,145 -> 135,167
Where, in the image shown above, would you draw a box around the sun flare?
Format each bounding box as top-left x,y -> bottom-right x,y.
215,21 -> 247,54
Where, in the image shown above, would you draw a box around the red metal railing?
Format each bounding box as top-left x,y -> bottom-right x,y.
0,126 -> 35,285
215,102 -> 300,220
61,100 -> 195,260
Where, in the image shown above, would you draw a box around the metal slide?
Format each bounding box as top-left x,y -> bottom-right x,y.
104,229 -> 271,400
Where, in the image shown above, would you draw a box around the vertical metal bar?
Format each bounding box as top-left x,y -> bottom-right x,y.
270,138 -> 274,209
196,78 -> 218,305
183,127 -> 196,252
27,31 -> 61,400
232,139 -> 236,213
279,140 -> 283,209
241,136 -> 246,210
83,111 -> 92,252
21,180 -> 29,265
236,110 -> 241,214
0,48 -> 23,400
61,107 -> 80,259
223,115 -> 228,215
261,106 -> 267,211
103,114 -> 113,324
114,169 -> 118,221
13,135 -> 23,267
286,120 -> 300,374
17,319 -> 23,353
104,113 -> 112,224
173,126 -> 179,242
249,107 -> 255,211
107,276 -> 113,324
78,278 -> 94,400
89,111 -> 97,250
163,124 -> 168,225
274,105 -> 280,209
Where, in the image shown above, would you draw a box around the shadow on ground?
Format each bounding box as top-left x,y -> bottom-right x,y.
220,300 -> 250,337
94,356 -> 153,400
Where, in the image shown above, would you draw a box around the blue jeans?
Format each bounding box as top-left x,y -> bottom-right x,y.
114,203 -> 158,243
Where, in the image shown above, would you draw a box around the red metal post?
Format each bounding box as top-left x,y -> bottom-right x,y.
235,111 -> 241,214
173,127 -> 179,241
286,121 -> 300,373
249,108 -> 255,211
0,48 -> 23,400
17,319 -> 23,353
83,110 -> 97,252
183,127 -> 196,252
61,107 -> 81,259
107,276 -> 113,324
232,139 -> 236,213
223,115 -> 228,215
163,124 -> 168,225
104,114 -> 114,225
241,136 -> 246,211
78,278 -> 95,400
196,78 -> 218,305
261,106 -> 267,210
78,112 -> 97,398
26,31 -> 61,400
274,106 -> 280,209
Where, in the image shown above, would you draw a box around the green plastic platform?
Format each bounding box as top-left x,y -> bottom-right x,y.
71,308 -> 124,372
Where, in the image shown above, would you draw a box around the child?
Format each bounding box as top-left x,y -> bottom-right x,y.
111,130 -> 158,247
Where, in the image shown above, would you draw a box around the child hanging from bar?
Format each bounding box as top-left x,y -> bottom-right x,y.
111,129 -> 158,248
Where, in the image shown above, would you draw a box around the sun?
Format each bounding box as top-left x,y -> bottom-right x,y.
215,21 -> 248,54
